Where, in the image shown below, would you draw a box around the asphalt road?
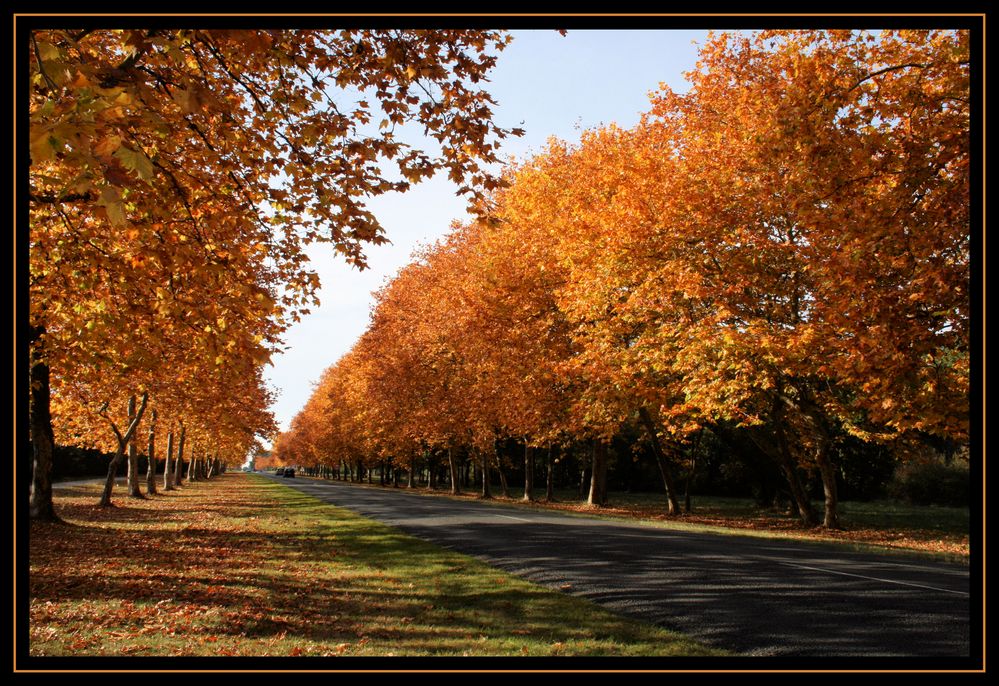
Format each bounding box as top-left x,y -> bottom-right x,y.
275,476 -> 972,656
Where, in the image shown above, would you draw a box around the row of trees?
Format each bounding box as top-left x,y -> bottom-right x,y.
28,28 -> 523,517
275,29 -> 971,528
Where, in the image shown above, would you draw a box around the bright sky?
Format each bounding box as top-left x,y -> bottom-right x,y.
264,29 -> 712,437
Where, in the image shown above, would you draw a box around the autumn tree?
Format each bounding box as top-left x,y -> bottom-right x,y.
280,29 -> 969,530
485,132 -> 690,512
28,28 -> 522,518
635,29 -> 970,526
545,29 -> 969,526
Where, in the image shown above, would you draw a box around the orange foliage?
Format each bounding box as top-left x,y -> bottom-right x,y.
279,31 -> 969,528
28,29 -> 522,493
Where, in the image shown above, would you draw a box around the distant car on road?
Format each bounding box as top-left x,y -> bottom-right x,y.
283,468 -> 296,478
275,468 -> 286,476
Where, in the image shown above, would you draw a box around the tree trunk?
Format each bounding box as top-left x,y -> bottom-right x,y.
578,466 -> 588,499
774,425 -> 818,526
29,327 -> 58,521
494,443 -> 509,497
497,464 -> 509,498
187,445 -> 197,482
101,446 -> 127,508
173,425 -> 186,488
480,449 -> 492,499
799,394 -> 840,529
408,455 -> 416,488
126,396 -> 143,498
100,393 -> 149,507
545,445 -> 556,502
447,444 -> 461,495
779,458 -> 815,525
206,454 -> 215,479
814,439 -> 840,529
588,439 -> 608,506
522,444 -> 535,501
684,437 -> 699,514
163,431 -> 176,490
637,407 -> 682,515
145,410 -> 158,495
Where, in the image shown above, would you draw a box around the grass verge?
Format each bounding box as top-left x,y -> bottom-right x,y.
29,473 -> 725,657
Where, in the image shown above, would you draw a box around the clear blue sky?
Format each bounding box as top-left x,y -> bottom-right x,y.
264,29 -> 712,438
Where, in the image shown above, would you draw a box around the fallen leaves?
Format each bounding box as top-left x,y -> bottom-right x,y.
29,476 -> 358,656
28,474 -> 729,658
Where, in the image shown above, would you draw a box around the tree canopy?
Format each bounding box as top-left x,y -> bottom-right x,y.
276,29 -> 970,528
28,28 -> 523,513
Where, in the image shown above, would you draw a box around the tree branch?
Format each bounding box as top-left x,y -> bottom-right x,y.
121,392 -> 151,446
846,62 -> 928,94
29,190 -> 98,205
31,32 -> 60,92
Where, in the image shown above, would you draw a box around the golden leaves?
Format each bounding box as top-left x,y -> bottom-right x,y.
112,145 -> 154,181
281,30 -> 969,482
94,135 -> 122,158
30,130 -> 59,163
30,29 -> 523,459
96,186 -> 127,227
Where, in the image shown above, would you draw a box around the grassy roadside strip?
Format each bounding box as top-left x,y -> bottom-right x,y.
29,473 -> 726,657
292,476 -> 970,564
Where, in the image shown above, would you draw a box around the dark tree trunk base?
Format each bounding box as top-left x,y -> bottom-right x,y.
29,507 -> 62,523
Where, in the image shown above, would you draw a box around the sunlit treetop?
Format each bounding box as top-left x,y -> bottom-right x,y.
29,28 -> 523,322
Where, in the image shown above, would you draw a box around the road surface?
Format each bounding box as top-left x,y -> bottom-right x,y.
276,476 -> 972,657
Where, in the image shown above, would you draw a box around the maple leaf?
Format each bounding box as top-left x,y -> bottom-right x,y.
113,146 -> 154,181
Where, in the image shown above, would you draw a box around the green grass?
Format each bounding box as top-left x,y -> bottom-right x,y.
29,473 -> 726,657
835,499 -> 970,535
245,479 -> 725,656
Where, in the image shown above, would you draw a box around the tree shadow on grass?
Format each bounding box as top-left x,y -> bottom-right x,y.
33,477 -> 704,655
